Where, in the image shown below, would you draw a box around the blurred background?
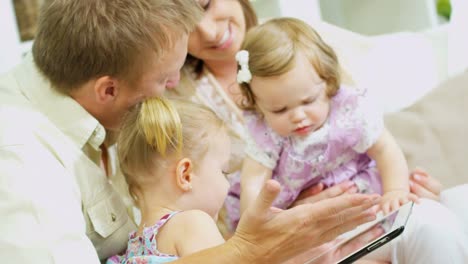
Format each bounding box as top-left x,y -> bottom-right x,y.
250,0 -> 467,113
1,0 -> 467,112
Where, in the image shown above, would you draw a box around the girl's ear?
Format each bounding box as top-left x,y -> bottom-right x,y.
175,158 -> 194,192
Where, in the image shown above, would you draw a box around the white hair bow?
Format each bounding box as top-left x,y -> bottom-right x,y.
235,50 -> 252,84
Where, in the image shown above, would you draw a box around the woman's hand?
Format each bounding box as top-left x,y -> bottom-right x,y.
229,180 -> 381,264
409,168 -> 443,201
290,181 -> 358,207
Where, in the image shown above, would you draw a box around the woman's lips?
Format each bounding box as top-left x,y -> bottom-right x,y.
214,24 -> 233,50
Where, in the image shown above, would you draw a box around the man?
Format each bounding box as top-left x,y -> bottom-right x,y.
0,1 -> 378,263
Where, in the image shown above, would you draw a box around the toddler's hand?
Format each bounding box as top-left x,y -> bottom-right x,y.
380,190 -> 419,215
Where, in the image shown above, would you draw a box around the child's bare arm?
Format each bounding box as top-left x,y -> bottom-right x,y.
240,157 -> 273,215
367,128 -> 409,193
367,128 -> 418,213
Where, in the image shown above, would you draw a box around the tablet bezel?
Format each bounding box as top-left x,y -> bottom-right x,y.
336,201 -> 414,264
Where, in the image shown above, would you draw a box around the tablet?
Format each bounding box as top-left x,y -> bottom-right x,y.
304,201 -> 414,264
336,201 -> 414,264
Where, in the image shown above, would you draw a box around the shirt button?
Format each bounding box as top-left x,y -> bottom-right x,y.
111,213 -> 116,222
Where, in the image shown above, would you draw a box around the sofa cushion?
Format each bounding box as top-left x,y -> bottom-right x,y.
385,70 -> 468,187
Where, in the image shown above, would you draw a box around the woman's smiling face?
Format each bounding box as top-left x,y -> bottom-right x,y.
188,0 -> 246,63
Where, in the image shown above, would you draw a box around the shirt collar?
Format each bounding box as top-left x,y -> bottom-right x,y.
13,53 -> 106,150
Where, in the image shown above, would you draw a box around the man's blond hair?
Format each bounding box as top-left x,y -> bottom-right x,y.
32,0 -> 202,93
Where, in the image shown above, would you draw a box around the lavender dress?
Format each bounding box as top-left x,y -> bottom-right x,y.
224,86 -> 384,231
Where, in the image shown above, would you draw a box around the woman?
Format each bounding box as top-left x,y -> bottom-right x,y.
167,0 -> 468,262
169,0 -> 256,179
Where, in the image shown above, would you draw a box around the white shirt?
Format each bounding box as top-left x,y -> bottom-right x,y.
0,55 -> 136,263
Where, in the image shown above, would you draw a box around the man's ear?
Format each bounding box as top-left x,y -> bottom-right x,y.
175,158 -> 194,192
93,76 -> 119,104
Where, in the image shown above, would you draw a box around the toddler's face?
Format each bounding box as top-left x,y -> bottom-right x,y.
191,130 -> 231,219
251,55 -> 331,137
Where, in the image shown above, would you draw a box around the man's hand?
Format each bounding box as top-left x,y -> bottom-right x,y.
291,181 -> 358,207
229,180 -> 381,264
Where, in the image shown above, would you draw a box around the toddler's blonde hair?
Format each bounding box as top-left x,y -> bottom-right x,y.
118,98 -> 225,205
239,17 -> 341,111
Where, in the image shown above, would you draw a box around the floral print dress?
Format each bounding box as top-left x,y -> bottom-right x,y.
106,212 -> 180,264
224,86 -> 385,231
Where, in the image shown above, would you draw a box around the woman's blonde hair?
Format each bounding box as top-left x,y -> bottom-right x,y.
118,98 -> 225,205
239,17 -> 341,111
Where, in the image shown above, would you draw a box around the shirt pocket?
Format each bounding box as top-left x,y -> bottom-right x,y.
87,190 -> 128,238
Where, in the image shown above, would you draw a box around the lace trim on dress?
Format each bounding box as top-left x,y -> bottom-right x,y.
290,122 -> 330,154
245,133 -> 278,169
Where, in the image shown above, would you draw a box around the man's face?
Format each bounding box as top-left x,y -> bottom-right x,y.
102,35 -> 189,131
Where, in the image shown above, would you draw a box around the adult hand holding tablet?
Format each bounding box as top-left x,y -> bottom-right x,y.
305,201 -> 414,264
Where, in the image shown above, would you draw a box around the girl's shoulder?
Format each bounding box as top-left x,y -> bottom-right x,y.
243,112 -> 281,136
332,85 -> 367,105
243,111 -> 265,131
169,210 -> 225,256
329,85 -> 373,121
161,210 -> 219,240
243,111 -> 286,169
168,210 -> 214,226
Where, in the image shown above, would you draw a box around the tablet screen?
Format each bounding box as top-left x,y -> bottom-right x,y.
305,202 -> 414,264
336,201 -> 414,263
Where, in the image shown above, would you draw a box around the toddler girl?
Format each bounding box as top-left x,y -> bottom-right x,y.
107,98 -> 231,263
225,17 -> 418,230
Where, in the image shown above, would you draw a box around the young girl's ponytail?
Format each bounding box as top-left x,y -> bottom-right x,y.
139,97 -> 182,156
118,97 -> 225,206
118,97 -> 183,205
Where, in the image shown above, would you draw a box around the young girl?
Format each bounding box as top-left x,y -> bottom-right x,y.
107,98 -> 231,262
224,17 -> 419,230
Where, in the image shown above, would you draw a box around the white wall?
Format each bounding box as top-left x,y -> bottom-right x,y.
319,0 -> 440,35
251,0 -> 321,24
